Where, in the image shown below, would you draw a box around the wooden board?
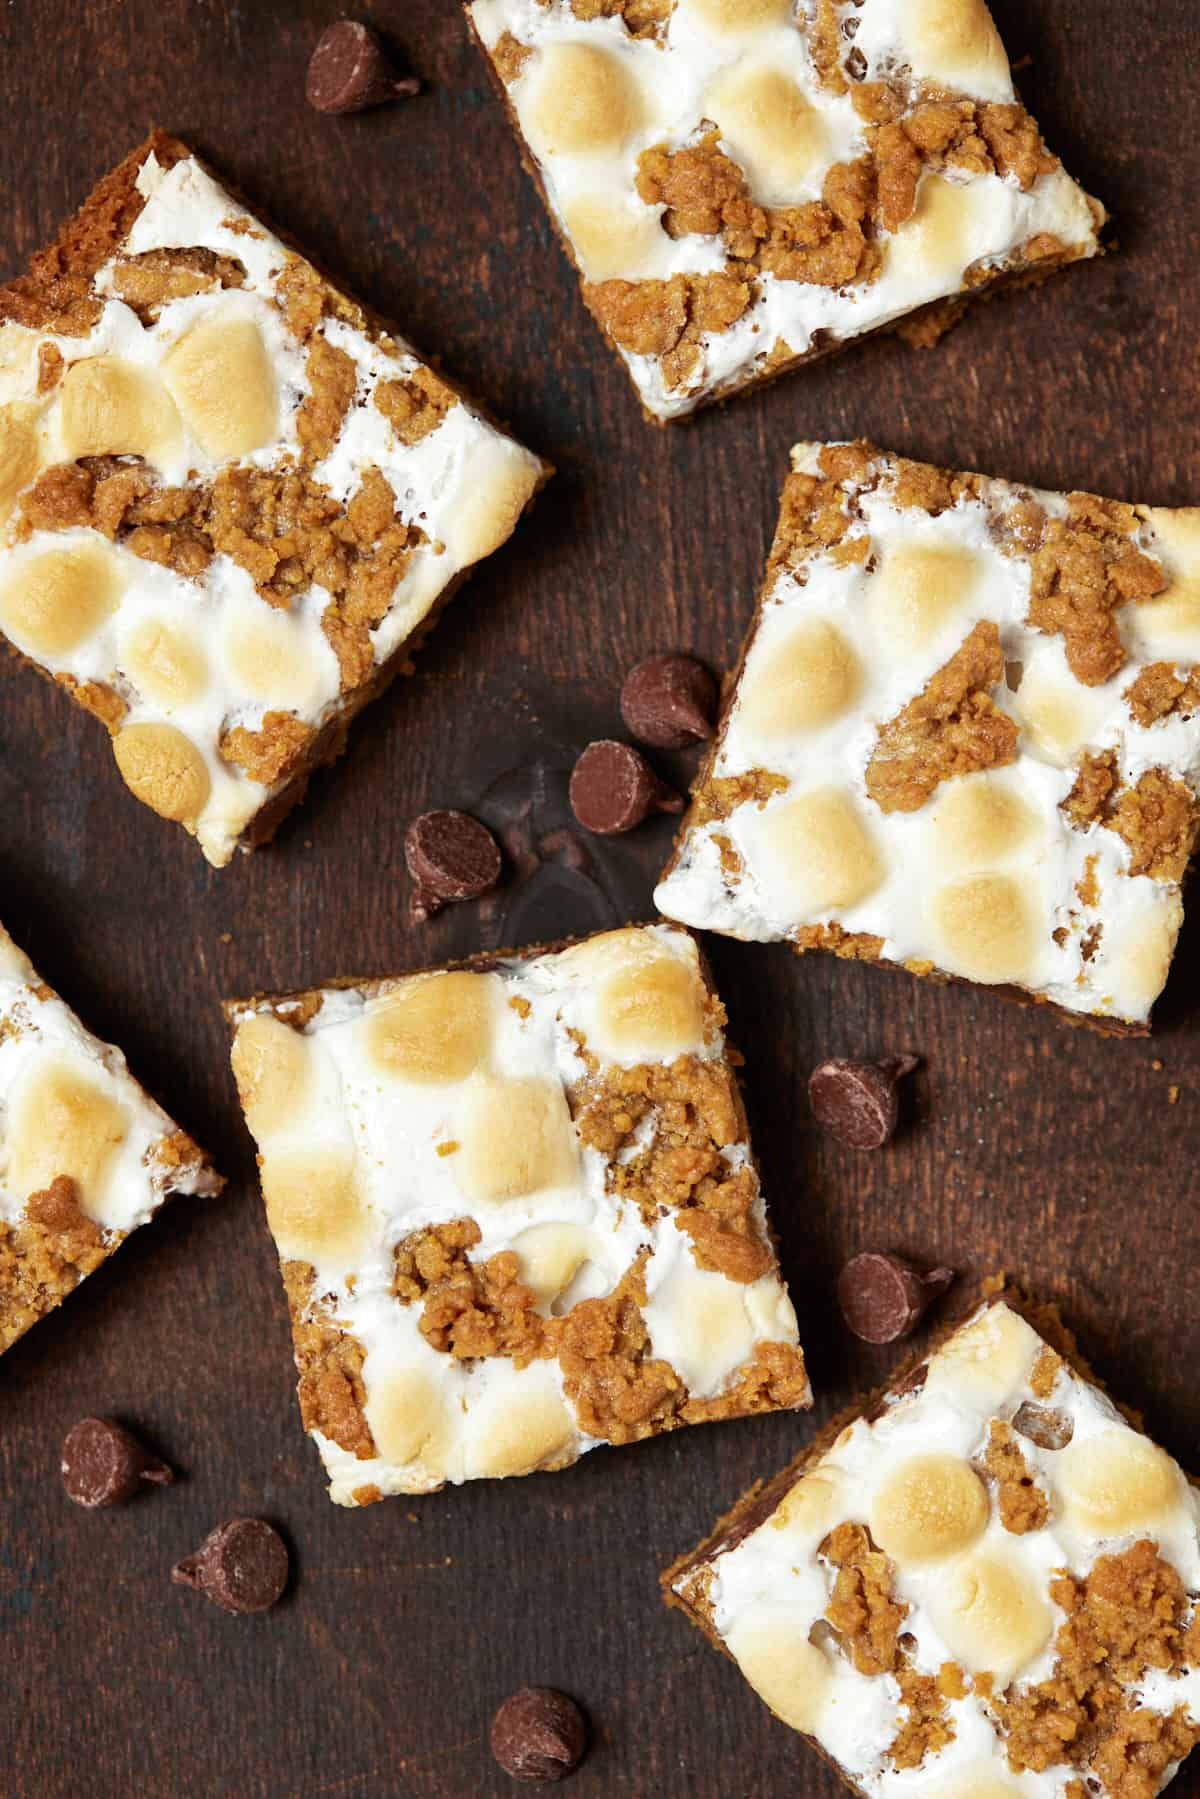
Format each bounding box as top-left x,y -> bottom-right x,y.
1,1 -> 1197,1793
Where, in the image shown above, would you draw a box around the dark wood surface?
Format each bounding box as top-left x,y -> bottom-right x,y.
1,1 -> 1198,1794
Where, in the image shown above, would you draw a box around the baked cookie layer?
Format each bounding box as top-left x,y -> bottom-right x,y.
0,132 -> 548,864
466,0 -> 1103,421
666,1291 -> 1200,1796
226,924 -> 808,1505
656,442 -> 1200,1029
0,920 -> 221,1352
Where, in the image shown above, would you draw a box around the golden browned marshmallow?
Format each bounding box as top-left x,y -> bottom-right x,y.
724,1605 -> 832,1733
906,0 -> 1009,93
112,723 -> 211,825
744,788 -> 886,916
738,620 -> 863,740
511,1222 -> 595,1307
927,776 -> 1041,872
261,1147 -> 370,1267
365,971 -> 497,1085
703,66 -> 827,204
925,1550 -> 1053,1683
1011,664 -> 1110,766
58,355 -> 182,467
870,1452 -> 989,1565
923,1302 -> 1040,1406
559,193 -> 665,282
161,315 -> 278,459
1136,508 -> 1200,654
768,1469 -> 843,1545
597,948 -> 707,1060
887,176 -> 977,284
443,441 -> 544,568
1106,896 -> 1183,1021
366,1370 -> 451,1471
459,1078 -> 580,1205
122,618 -> 209,708
0,402 -> 41,518
7,1059 -> 129,1212
1057,1428 -> 1184,1537
929,873 -> 1036,983
223,609 -> 326,710
0,541 -> 123,658
868,542 -> 980,651
520,43 -> 645,157
684,0 -> 795,35
230,1012 -> 315,1140
468,1384 -> 578,1480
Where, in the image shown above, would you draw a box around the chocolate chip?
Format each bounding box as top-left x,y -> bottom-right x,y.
171,1518 -> 289,1614
306,20 -> 420,115
404,810 -> 502,922
838,1252 -> 955,1345
61,1416 -> 173,1507
1012,1401 -> 1074,1451
620,653 -> 718,750
490,1688 -> 588,1784
568,741 -> 682,835
808,1054 -> 919,1150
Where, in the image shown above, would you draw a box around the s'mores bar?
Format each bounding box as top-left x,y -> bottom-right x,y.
666,1293 -> 1200,1797
226,924 -> 808,1505
656,443 -> 1200,1030
0,920 -> 221,1353
465,0 -> 1104,422
0,132 -> 547,865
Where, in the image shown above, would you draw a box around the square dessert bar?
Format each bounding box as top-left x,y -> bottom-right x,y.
0,132 -> 548,865
466,0 -> 1103,422
226,923 -> 808,1505
0,920 -> 221,1353
656,442 -> 1200,1030
666,1293 -> 1200,1797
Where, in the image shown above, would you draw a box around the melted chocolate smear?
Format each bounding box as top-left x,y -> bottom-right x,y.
469,757 -> 658,954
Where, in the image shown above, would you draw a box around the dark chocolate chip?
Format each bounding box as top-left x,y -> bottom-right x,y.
61,1416 -> 173,1507
490,1688 -> 588,1784
1012,1401 -> 1074,1451
404,810 -> 502,922
306,20 -> 420,115
619,653 -> 718,750
808,1054 -> 919,1150
837,1252 -> 955,1345
171,1518 -> 289,1614
568,741 -> 682,835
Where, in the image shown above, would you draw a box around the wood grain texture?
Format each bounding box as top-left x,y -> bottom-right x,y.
0,1 -> 1197,1794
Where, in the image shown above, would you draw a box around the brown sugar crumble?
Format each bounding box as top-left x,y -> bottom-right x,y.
1126,662 -> 1200,728
469,0 -> 1103,420
583,92 -> 1061,396
0,922 -> 222,1355
821,1522 -> 955,1769
664,1293 -> 1200,1792
227,926 -> 808,1502
0,1177 -> 111,1353
997,1541 -> 1200,1795
983,1419 -> 1050,1533
656,441 -> 1200,1033
865,619 -> 1019,813
393,1219 -> 548,1367
1063,751 -> 1200,884
568,1024 -> 778,1287
824,1521 -> 906,1677
284,1261 -> 377,1460
0,131 -> 546,866
1027,494 -> 1166,687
